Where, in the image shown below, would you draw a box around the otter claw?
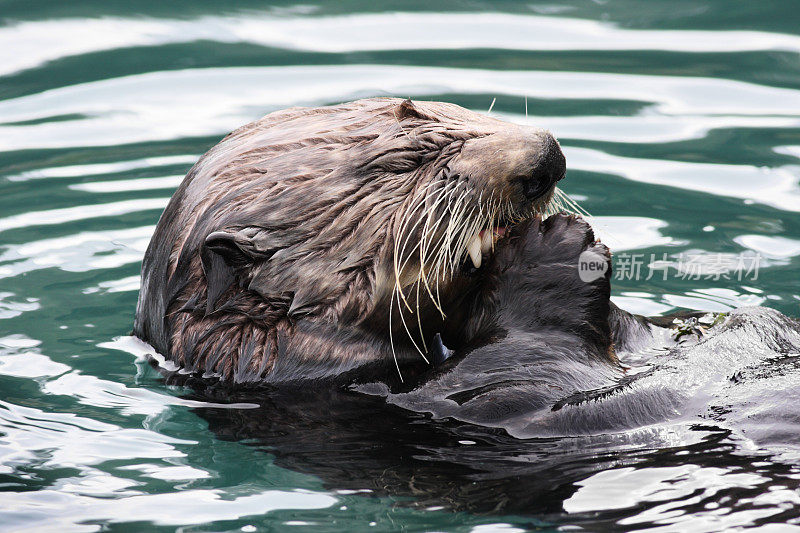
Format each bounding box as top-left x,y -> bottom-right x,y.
430,333 -> 453,365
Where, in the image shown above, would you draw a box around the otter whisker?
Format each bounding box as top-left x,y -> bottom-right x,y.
444,192 -> 473,274
440,194 -> 476,277
393,183 -> 448,367
395,205 -> 438,311
413,186 -> 445,351
450,201 -> 481,273
394,179 -> 463,361
427,188 -> 472,313
423,187 -> 468,302
396,178 -> 462,324
555,187 -> 592,218
434,187 -> 470,280
397,281 -> 429,363
387,287 -> 404,382
419,180 -> 470,300
444,190 -> 469,275
548,189 -> 566,215
489,194 -> 500,252
417,181 -> 464,316
414,286 -> 427,352
393,180 -> 440,311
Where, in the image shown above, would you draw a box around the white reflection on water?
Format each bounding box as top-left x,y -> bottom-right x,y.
735,234 -> 800,259
0,399 -> 192,470
116,462 -> 210,481
0,384 -> 330,526
42,370 -> 257,417
502,112 -> 800,145
775,145 -> 800,160
566,146 -> 800,212
564,465 -> 784,529
0,198 -> 168,233
4,12 -> 800,76
1,487 -> 337,531
4,155 -> 197,181
69,174 -> 185,193
663,287 -> 766,311
83,275 -> 141,295
0,292 -> 39,320
0,334 -> 70,379
0,337 -> 325,531
590,216 -> 675,251
0,335 -> 258,417
0,226 -> 153,277
611,295 -> 675,316
2,65 -> 800,151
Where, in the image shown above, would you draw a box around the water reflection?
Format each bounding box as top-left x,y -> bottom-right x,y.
5,12 -> 800,76
3,65 -> 800,149
188,386 -> 800,527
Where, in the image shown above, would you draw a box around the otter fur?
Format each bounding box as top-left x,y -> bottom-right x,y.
134,98 -> 572,385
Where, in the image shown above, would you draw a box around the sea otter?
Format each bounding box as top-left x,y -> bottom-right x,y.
133,98 -> 800,515
134,97 -> 577,385
135,97 -> 800,444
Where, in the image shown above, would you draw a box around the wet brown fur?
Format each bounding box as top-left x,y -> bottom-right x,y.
134,98 -> 571,385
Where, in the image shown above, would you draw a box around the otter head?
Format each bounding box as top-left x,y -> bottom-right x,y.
137,98 -> 572,383
367,101 -> 568,359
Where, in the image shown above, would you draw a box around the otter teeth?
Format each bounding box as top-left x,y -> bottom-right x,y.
480,229 -> 494,254
468,229 -> 505,269
467,234 -> 482,269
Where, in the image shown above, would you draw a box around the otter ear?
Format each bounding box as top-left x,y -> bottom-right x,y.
201,228 -> 282,314
395,98 -> 426,121
204,231 -> 253,267
200,230 -> 254,315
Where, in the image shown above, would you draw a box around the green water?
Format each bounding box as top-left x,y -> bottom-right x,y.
1,1 -> 800,531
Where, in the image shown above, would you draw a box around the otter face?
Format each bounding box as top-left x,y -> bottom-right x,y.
135,97 -> 575,383
372,102 -> 568,359
448,127 -> 566,221
433,126 -> 567,272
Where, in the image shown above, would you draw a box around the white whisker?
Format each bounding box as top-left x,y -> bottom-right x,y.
388,287 -> 404,382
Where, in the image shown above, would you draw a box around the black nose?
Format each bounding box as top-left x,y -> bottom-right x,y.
522,135 -> 566,200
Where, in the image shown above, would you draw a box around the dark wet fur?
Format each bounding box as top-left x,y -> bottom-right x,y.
362,214 -> 626,435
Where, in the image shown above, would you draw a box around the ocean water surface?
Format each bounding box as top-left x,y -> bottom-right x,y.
1,1 -> 800,531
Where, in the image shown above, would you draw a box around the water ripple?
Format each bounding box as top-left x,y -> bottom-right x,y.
0,199 -> 167,233
4,13 -> 800,76
2,65 -> 800,152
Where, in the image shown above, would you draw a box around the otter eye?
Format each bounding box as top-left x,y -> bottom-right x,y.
516,175 -> 551,200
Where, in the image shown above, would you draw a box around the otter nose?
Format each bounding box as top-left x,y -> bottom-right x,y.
521,134 -> 566,200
